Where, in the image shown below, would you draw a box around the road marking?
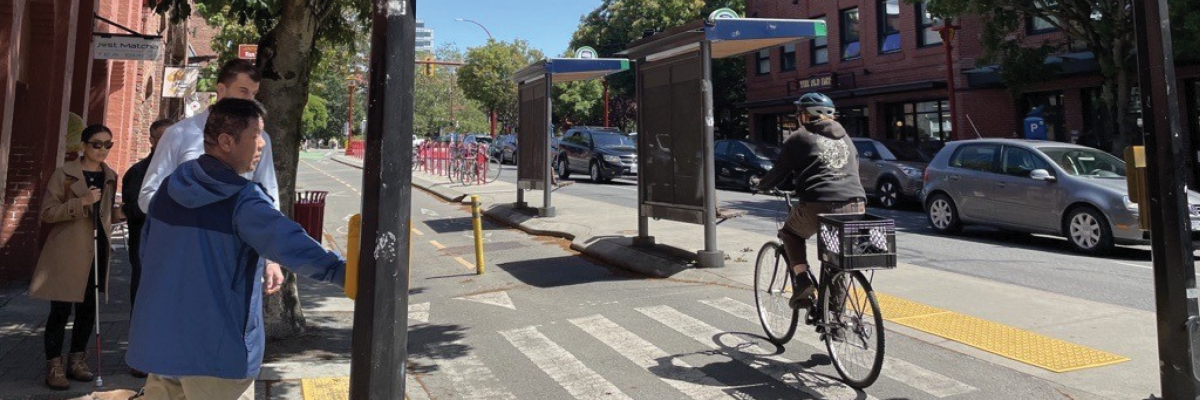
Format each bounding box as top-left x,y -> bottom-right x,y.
411,228 -> 425,236
421,208 -> 440,217
701,297 -> 977,398
454,256 -> 476,270
420,341 -> 518,400
1112,261 -> 1151,270
570,315 -> 734,400
455,291 -> 515,310
636,305 -> 871,399
500,326 -> 633,400
301,159 -> 360,195
409,302 -> 430,324
428,240 -> 445,250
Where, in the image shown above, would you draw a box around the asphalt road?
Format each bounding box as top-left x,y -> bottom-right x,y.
491,163 -> 1193,313
291,152 -> 1102,400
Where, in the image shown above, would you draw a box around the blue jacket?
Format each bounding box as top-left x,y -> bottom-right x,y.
127,155 -> 344,379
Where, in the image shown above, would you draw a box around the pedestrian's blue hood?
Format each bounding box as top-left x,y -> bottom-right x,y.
167,155 -> 251,209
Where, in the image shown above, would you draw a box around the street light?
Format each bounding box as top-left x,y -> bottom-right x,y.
455,17 -> 497,137
454,18 -> 493,41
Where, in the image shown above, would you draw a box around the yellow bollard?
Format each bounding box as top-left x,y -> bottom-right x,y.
471,195 -> 485,274
344,214 -> 362,299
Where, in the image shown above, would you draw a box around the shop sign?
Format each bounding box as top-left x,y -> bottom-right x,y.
238,44 -> 258,60
94,35 -> 162,60
797,73 -> 835,91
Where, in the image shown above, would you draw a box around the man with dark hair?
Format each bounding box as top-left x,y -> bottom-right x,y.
128,98 -> 344,400
138,59 -> 288,294
119,117 -> 172,378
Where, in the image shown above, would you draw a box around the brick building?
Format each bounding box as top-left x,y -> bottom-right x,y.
741,0 -> 1200,160
0,0 -> 170,288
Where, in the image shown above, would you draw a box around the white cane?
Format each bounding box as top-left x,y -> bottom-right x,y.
92,202 -> 104,387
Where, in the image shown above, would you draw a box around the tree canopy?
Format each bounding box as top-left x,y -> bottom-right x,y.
457,40 -> 545,134
416,45 -> 490,138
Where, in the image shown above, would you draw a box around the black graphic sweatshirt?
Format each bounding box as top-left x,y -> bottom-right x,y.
756,119 -> 867,203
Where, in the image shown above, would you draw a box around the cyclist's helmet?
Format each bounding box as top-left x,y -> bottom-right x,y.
795,92 -> 836,118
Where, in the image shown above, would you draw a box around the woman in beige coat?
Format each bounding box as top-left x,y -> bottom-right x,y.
28,124 -> 117,390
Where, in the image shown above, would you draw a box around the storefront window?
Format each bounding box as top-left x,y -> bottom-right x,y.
838,106 -> 869,137
886,100 -> 952,144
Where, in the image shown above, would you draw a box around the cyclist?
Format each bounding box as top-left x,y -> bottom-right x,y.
754,92 -> 866,309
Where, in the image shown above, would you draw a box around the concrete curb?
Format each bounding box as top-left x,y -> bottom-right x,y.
330,154 -> 696,279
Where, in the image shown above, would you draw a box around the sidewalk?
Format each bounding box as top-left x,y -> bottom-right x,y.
0,234 -> 352,400
336,154 -> 1159,399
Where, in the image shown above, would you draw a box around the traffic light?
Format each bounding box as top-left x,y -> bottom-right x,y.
423,56 -> 434,77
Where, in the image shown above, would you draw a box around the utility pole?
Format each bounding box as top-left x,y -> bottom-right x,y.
933,19 -> 960,141
349,0 -> 415,399
1132,0 -> 1200,398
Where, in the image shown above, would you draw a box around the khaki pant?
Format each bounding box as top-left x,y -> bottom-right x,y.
142,374 -> 254,400
780,199 -> 866,272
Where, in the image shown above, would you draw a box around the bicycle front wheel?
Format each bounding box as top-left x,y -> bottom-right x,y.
754,241 -> 798,345
485,156 -> 503,183
822,270 -> 885,389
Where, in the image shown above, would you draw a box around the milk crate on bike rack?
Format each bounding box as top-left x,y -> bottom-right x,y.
817,213 -> 897,271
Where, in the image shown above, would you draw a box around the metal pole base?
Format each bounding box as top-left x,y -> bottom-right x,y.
538,207 -> 556,217
632,236 -> 655,248
696,250 -> 725,268
513,202 -> 529,209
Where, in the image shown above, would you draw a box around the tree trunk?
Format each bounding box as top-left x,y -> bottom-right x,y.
159,18 -> 187,121
256,0 -> 321,340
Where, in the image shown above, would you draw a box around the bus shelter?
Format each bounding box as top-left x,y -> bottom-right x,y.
620,17 -> 826,268
511,57 -> 629,217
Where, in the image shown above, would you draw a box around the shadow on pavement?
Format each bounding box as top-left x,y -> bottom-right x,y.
494,255 -> 632,288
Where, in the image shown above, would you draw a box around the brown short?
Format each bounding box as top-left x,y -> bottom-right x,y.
783,199 -> 867,239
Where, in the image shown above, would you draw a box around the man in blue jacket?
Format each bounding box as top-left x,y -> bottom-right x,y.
127,98 -> 344,400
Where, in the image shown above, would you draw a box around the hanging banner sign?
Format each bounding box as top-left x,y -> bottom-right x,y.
93,35 -> 162,60
238,44 -> 258,60
162,66 -> 200,98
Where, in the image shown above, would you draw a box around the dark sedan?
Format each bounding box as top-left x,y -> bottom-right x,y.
715,139 -> 781,190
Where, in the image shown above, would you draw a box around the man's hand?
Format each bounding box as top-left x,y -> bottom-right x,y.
264,261 -> 284,295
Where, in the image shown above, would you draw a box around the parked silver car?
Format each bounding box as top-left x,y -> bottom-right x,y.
852,138 -> 933,208
921,139 -> 1200,255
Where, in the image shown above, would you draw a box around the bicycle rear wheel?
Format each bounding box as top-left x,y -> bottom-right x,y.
754,241 -> 798,345
822,270 -> 885,389
484,156 -> 503,183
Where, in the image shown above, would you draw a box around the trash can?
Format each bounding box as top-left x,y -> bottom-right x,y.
293,190 -> 329,244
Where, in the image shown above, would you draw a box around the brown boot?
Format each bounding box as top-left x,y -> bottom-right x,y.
45,356 -> 69,390
67,352 -> 94,382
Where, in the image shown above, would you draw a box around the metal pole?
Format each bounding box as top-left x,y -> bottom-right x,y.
348,83 -> 355,139
1132,0 -> 1200,397
541,72 -> 556,217
350,1 -> 415,399
697,40 -> 723,268
938,19 -> 959,141
603,78 -> 610,128
633,58 -> 654,248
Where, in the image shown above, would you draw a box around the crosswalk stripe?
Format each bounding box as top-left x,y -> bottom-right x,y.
408,302 -> 429,324
700,297 -> 977,398
637,305 -> 872,400
500,326 -> 633,400
570,315 -> 736,400
421,341 -> 517,400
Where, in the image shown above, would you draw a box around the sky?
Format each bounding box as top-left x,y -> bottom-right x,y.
417,0 -> 603,57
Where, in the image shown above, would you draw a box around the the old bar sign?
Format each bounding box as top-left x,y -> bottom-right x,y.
798,73 -> 834,91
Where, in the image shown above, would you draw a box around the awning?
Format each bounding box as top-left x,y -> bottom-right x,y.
511,58 -> 630,85
619,18 -> 826,61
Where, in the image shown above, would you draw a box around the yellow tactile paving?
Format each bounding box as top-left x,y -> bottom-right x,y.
301,377 -> 348,400
852,290 -> 1130,373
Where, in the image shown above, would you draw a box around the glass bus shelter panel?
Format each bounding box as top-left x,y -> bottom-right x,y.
517,79 -> 549,190
639,54 -> 706,224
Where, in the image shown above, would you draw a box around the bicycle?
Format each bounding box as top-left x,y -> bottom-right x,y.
753,189 -> 892,389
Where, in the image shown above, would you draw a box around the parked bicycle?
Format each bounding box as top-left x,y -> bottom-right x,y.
449,143 -> 502,185
753,189 -> 894,388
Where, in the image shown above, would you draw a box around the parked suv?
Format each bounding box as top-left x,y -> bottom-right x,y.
852,138 -> 933,208
555,127 -> 637,183
922,139 -> 1200,255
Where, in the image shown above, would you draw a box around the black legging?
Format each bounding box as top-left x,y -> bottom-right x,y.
44,269 -> 97,360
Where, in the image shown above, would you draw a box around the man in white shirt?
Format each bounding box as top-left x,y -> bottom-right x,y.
139,59 -> 286,293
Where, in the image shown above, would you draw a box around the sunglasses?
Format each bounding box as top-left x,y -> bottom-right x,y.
87,141 -> 114,149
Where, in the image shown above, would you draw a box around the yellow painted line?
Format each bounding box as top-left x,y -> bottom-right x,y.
301,159 -> 361,195
411,228 -> 425,236
454,256 -> 475,270
428,240 -> 445,250
301,377 -> 348,400
869,291 -> 1129,373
